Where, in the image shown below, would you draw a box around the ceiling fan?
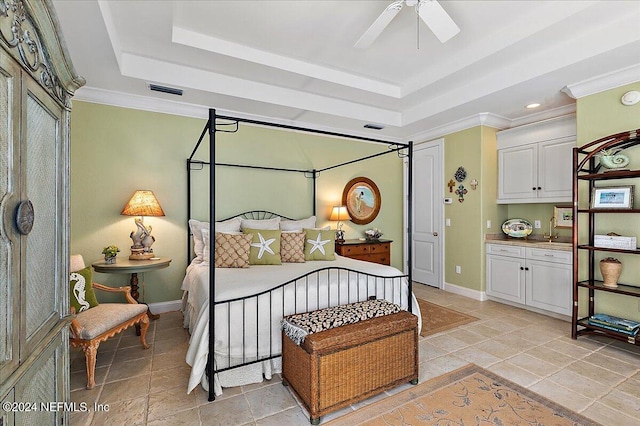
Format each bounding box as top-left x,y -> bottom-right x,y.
354,0 -> 460,48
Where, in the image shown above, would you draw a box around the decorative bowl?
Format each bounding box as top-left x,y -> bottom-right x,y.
365,228 -> 383,241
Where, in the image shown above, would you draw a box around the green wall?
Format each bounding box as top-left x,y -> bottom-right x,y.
444,126 -> 506,292
70,102 -> 405,303
575,81 -> 640,321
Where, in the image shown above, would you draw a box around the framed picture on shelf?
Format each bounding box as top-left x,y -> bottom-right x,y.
591,185 -> 634,209
554,205 -> 573,228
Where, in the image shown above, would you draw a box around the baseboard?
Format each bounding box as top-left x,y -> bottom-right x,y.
147,300 -> 182,315
443,282 -> 488,301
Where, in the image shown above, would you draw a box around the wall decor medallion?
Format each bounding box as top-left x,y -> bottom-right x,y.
342,177 -> 381,225
455,184 -> 467,202
454,166 -> 467,182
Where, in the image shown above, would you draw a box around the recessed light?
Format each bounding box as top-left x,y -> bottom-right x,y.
526,103 -> 541,109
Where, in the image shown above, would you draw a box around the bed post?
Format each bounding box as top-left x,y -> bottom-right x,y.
208,108 -> 217,401
312,169 -> 317,216
407,141 -> 413,313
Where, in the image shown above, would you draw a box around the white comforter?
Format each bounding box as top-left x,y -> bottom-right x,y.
181,255 -> 421,395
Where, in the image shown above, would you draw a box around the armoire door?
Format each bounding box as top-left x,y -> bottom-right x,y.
0,45 -> 21,383
19,74 -> 66,359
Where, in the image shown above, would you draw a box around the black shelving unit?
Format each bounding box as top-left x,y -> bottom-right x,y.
572,129 -> 640,345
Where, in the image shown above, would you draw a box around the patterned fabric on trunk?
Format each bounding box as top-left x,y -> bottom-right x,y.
281,299 -> 401,345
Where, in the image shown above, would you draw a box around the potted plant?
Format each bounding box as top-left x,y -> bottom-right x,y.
102,245 -> 120,264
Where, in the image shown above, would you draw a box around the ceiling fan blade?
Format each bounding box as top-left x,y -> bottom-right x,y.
418,0 -> 460,43
354,0 -> 403,48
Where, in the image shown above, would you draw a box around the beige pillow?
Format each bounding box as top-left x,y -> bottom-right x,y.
241,217 -> 281,230
281,232 -> 306,263
212,231 -> 251,268
280,216 -> 316,231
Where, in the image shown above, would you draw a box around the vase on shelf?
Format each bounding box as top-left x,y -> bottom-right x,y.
104,255 -> 116,264
599,257 -> 622,288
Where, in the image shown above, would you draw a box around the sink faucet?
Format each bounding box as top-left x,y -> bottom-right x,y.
543,217 -> 558,242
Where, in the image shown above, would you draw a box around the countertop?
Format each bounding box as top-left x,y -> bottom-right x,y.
486,234 -> 572,251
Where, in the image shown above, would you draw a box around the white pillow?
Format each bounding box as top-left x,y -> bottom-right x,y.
189,217 -> 242,262
241,217 -> 281,230
280,215 -> 316,231
202,228 -> 210,264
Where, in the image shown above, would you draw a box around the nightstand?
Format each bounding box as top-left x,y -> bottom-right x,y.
92,257 -> 171,334
335,239 -> 392,265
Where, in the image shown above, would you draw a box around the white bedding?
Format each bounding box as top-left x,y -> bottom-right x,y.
181,255 -> 421,395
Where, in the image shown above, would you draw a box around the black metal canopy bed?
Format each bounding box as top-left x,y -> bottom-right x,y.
182,109 -> 417,401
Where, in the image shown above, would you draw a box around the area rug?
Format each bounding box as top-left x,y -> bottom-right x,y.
418,298 -> 478,337
326,364 -> 600,426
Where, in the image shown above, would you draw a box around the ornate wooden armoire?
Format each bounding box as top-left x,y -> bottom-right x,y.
0,1 -> 84,424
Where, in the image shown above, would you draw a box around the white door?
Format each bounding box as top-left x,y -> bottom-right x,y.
412,140 -> 442,288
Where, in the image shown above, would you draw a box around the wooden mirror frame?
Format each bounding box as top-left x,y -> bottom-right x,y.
341,177 -> 381,225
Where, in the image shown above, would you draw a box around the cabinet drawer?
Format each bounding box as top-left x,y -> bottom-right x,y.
350,254 -> 390,266
486,244 -> 525,258
369,243 -> 390,254
338,245 -> 370,256
526,248 -> 572,264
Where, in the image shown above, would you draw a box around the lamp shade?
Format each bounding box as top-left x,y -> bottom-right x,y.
329,205 -> 350,222
121,190 -> 165,217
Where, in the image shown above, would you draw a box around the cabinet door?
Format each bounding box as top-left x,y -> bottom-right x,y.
537,137 -> 574,200
486,254 -> 526,304
0,50 -> 21,381
525,259 -> 572,316
498,144 -> 537,201
20,76 -> 66,357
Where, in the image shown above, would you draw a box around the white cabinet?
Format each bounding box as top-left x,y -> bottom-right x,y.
486,244 -> 526,304
497,115 -> 576,204
486,244 -> 572,316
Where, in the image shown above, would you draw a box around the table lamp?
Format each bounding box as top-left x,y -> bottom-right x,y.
329,205 -> 350,243
121,190 -> 165,260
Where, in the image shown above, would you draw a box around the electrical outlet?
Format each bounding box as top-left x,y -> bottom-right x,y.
534,220 -> 541,229
487,220 -> 491,229
455,265 -> 461,274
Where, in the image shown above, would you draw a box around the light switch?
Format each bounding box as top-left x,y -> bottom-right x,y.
445,218 -> 451,227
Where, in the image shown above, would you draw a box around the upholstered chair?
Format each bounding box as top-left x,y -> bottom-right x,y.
69,254 -> 150,389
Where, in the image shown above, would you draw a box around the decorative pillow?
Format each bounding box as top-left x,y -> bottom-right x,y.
241,217 -> 281,230
243,228 -> 282,265
280,215 -> 316,231
69,266 -> 99,313
189,217 -> 242,262
280,232 -> 306,263
303,228 -> 335,261
212,230 -> 251,268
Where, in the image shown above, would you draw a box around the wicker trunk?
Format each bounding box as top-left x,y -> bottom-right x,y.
282,311 -> 419,424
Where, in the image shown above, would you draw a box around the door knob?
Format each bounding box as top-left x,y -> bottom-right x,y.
433,232 -> 438,236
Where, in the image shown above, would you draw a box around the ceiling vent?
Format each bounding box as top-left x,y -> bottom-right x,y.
148,83 -> 183,96
364,123 -> 385,130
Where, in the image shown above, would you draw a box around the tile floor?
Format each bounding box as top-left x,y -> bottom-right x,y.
69,284 -> 640,425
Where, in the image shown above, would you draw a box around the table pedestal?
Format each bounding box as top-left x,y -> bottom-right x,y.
130,272 -> 160,335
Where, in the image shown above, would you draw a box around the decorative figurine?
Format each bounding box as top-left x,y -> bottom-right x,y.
129,218 -> 155,260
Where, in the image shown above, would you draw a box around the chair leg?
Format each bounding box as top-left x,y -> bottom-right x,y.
139,315 -> 150,349
83,342 -> 99,389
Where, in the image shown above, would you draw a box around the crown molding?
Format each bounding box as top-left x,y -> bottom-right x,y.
562,63 -> 640,99
72,86 -> 405,144
407,113 -> 512,143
